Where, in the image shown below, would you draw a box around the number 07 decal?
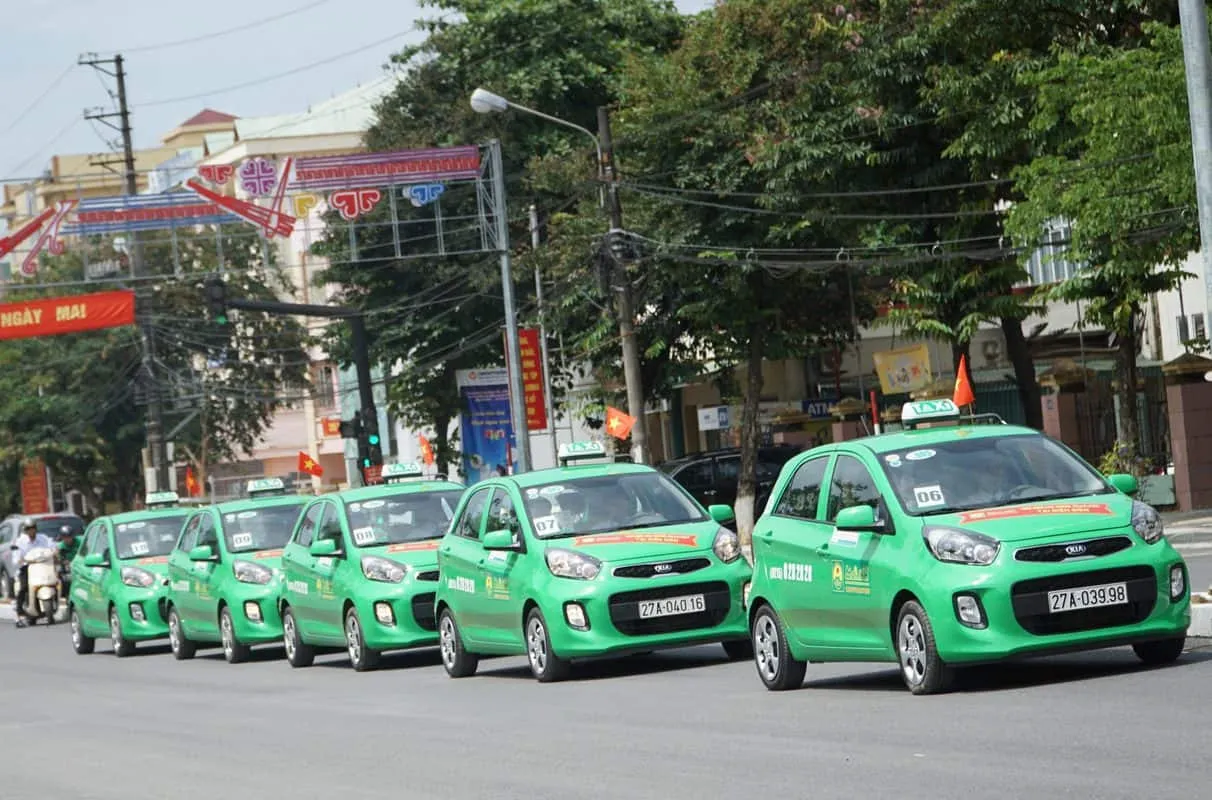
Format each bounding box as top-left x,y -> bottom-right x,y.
913,484 -> 945,508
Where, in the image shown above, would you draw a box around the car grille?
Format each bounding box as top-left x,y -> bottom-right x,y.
612,557 -> 711,579
1015,536 -> 1134,563
608,580 -> 731,636
1010,566 -> 1156,635
411,593 -> 437,631
415,570 -> 440,582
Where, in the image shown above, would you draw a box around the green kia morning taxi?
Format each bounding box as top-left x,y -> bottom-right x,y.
747,399 -> 1191,695
434,441 -> 753,683
279,464 -> 465,671
69,492 -> 191,658
164,479 -> 308,664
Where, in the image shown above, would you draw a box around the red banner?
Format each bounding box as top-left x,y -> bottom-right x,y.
516,327 -> 548,431
0,290 -> 135,341
20,460 -> 49,515
321,417 -> 342,437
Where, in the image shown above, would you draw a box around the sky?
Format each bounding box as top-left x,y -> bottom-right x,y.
0,0 -> 716,184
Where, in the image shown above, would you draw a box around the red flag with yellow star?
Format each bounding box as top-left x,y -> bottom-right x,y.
297,450 -> 323,478
605,406 -> 636,440
418,435 -> 435,466
184,465 -> 201,497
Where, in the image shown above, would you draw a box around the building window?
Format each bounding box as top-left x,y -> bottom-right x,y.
1024,219 -> 1082,286
312,364 -> 337,411
1178,315 -> 1190,343
1193,313 -> 1206,341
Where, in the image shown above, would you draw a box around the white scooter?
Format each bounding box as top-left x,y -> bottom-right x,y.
15,546 -> 61,625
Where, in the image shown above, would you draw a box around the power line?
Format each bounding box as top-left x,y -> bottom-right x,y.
2,117 -> 82,180
123,0 -> 335,53
0,64 -> 77,138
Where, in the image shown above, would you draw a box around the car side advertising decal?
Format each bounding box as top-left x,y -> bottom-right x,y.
958,503 -> 1113,524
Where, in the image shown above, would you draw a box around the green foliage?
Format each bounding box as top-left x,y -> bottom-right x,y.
1097,439 -> 1154,479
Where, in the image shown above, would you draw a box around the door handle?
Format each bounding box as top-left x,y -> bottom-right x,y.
757,530 -> 772,540
815,544 -> 830,555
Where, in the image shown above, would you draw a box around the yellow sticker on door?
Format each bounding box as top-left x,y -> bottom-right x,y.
831,559 -> 870,595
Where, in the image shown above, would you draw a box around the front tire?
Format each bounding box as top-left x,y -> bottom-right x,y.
438,609 -> 478,678
895,601 -> 951,695
751,604 -> 806,691
168,607 -> 196,661
109,607 -> 135,658
525,609 -> 570,683
282,607 -> 315,668
345,608 -> 381,672
1133,636 -> 1185,666
70,607 -> 94,655
220,607 -> 251,664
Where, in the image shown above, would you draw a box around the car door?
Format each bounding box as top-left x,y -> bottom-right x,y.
168,514 -> 204,635
814,452 -> 897,653
281,501 -> 324,638
438,486 -> 492,644
189,512 -> 223,639
754,454 -> 835,651
72,522 -> 107,627
305,502 -> 347,644
714,455 -> 741,509
672,459 -> 716,508
0,521 -> 15,585
471,486 -> 529,649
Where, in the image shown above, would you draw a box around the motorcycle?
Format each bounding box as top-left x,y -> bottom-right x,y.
15,546 -> 61,625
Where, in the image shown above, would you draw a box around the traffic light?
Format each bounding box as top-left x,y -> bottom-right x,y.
204,277 -> 228,325
362,409 -> 383,469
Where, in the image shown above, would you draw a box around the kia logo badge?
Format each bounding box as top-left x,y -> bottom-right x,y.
1065,543 -> 1087,557
653,563 -> 673,573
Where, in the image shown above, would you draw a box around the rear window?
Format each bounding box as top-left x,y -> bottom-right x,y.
35,517 -> 84,539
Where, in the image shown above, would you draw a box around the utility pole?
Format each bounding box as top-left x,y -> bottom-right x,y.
1179,0 -> 1212,318
81,52 -> 170,493
529,203 -> 560,468
597,107 -> 649,465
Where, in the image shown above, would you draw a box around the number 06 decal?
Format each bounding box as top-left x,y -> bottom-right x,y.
913,484 -> 945,508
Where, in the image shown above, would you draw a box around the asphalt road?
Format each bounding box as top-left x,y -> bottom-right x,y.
1,615 -> 1209,800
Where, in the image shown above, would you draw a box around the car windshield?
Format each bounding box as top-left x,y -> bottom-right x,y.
344,490 -> 463,547
520,472 -> 707,539
878,433 -> 1111,516
221,505 -> 306,553
35,517 -> 84,539
115,516 -> 185,559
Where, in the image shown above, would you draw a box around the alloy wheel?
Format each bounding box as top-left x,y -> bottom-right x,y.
526,616 -> 548,674
753,613 -> 780,683
283,613 -> 297,660
898,613 -> 927,687
346,615 -> 362,665
439,615 -> 456,669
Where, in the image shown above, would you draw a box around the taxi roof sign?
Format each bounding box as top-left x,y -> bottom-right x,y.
558,441 -> 608,465
247,477 -> 286,496
382,462 -> 424,483
145,491 -> 179,508
901,399 -> 961,429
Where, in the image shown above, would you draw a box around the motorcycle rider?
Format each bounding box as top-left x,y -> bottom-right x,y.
12,521 -> 54,628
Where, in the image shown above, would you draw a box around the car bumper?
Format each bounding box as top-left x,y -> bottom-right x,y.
227,585 -> 285,644
354,580 -> 442,651
115,586 -> 171,642
543,560 -> 752,659
924,548 -> 1191,664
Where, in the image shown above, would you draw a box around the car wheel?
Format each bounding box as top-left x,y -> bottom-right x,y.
438,608 -> 478,678
70,607 -> 94,655
751,604 -> 806,691
1133,636 -> 1185,666
282,607 -> 315,668
896,601 -> 951,695
525,608 -> 570,683
345,608 -> 381,672
722,638 -> 754,661
219,607 -> 251,664
168,607 -> 196,661
109,607 -> 135,658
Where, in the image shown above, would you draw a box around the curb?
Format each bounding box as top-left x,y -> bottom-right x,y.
1190,596 -> 1212,638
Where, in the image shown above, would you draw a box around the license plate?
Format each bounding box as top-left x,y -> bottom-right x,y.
1047,581 -> 1129,613
638,594 -> 705,619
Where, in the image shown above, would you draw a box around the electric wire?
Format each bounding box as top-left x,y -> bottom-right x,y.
122,0 -> 335,53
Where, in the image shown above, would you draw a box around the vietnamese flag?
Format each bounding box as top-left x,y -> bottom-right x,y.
953,353 -> 976,408
418,435 -> 435,466
605,406 -> 636,440
298,451 -> 323,478
184,466 -> 201,497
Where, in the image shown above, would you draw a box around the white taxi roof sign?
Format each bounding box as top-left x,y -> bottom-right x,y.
247,477 -> 286,496
558,441 -> 608,464
901,399 -> 961,429
145,491 -> 179,508
382,463 -> 424,483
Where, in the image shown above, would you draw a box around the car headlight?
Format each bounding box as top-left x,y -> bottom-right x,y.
923,526 -> 1000,566
544,548 -> 601,580
232,560 -> 273,585
1131,500 -> 1164,544
120,567 -> 155,588
361,556 -> 406,583
713,527 -> 741,563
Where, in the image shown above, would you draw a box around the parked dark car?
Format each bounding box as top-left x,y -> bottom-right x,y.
658,445 -> 801,522
0,512 -> 85,599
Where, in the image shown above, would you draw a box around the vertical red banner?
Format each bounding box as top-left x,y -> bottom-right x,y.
515,328 -> 548,431
21,459 -> 49,514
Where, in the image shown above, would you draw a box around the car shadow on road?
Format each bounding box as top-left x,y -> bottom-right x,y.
309,647 -> 445,671
799,646 -> 1212,694
478,648 -> 741,682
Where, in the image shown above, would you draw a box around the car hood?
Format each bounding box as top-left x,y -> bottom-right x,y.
236,548 -> 286,568
925,494 -> 1134,543
549,526 -> 717,563
366,538 -> 441,569
124,555 -> 171,575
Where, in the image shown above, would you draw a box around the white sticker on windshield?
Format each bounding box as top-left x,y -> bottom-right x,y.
232,533 -> 253,548
237,511 -> 257,519
913,484 -> 946,508
905,449 -> 936,462
362,500 -> 386,510
885,455 -> 902,468
526,489 -> 539,498
538,486 -> 563,497
352,526 -> 376,545
129,541 -> 150,555
532,516 -> 560,536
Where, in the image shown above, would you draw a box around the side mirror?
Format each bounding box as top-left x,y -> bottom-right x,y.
482,528 -> 520,551
708,504 -> 736,524
835,504 -> 881,532
83,553 -> 108,568
1106,473 -> 1138,496
188,545 -> 217,562
309,538 -> 340,558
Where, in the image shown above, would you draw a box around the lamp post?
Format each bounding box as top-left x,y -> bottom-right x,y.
470,88 -> 650,464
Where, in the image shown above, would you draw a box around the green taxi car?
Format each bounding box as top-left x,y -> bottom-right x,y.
279,464 -> 465,671
747,399 -> 1191,695
69,492 -> 192,658
164,479 -> 309,664
434,441 -> 754,683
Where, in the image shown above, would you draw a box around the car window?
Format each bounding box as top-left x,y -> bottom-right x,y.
455,489 -> 491,540
486,488 -> 521,536
757,460 -> 782,481
344,490 -> 461,547
196,514 -> 219,551
826,455 -> 882,522
773,457 -> 830,520
81,523 -> 106,557
114,515 -> 184,560
673,460 -> 714,488
520,472 -> 708,539
0,522 -> 12,545
176,515 -> 202,552
315,503 -> 343,545
715,456 -> 739,484
220,504 -> 306,552
293,503 -> 323,548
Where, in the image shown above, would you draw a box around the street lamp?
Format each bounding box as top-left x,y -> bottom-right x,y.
470,89 -> 602,168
